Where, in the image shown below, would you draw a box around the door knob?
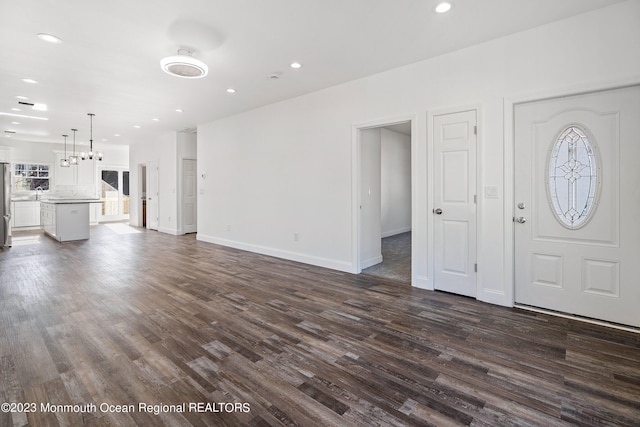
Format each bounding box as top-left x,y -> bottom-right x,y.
433,208 -> 443,215
515,216 -> 526,223
517,202 -> 526,209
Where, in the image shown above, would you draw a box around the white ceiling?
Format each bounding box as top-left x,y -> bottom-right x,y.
0,0 -> 626,147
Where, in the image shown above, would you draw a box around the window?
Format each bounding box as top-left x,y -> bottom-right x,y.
14,163 -> 50,191
547,125 -> 600,229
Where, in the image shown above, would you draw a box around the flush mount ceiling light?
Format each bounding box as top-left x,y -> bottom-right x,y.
435,2 -> 452,13
21,78 -> 38,84
160,49 -> 208,79
37,33 -> 62,44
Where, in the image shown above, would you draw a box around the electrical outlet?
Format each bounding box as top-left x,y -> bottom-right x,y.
293,233 -> 299,242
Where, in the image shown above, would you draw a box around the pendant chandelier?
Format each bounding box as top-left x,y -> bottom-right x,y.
60,134 -> 70,167
69,128 -> 78,165
81,113 -> 103,161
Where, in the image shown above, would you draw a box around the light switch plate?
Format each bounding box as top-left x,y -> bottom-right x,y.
484,186 -> 499,199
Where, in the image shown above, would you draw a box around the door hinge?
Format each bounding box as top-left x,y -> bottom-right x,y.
474,125 -> 477,135
474,263 -> 478,272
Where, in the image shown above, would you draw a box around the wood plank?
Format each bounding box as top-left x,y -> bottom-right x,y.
0,227 -> 638,426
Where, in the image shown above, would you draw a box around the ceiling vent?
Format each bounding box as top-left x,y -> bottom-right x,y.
160,49 -> 208,79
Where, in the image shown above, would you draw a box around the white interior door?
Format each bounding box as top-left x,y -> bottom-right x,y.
147,161 -> 159,230
182,159 -> 197,234
514,85 -> 640,328
433,110 -> 477,297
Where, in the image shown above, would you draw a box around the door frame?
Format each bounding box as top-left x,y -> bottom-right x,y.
137,163 -> 146,228
504,78 -> 640,307
427,104 -> 482,295
97,164 -> 130,222
352,114 -> 417,283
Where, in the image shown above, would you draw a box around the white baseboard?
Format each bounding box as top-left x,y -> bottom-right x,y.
196,234 -> 354,273
381,226 -> 411,238
360,255 -> 383,270
413,275 -> 432,290
159,227 -> 179,235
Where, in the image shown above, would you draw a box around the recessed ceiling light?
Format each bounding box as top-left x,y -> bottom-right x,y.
226,88 -> 236,93
435,2 -> 452,13
133,125 -> 141,129
152,118 -> 160,122
290,62 -> 302,69
37,33 -> 62,44
11,122 -> 20,125
102,139 -> 108,142
21,78 -> 38,84
11,108 -> 21,112
114,134 -> 121,137
176,109 -> 183,113
16,95 -> 28,100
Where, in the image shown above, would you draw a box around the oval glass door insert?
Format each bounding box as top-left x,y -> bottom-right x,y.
547,125 -> 600,229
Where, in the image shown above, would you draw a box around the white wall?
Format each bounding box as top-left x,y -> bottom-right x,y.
194,1 -> 639,306
381,128 -> 411,237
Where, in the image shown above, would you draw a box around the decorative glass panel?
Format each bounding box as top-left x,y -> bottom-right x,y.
547,125 -> 599,229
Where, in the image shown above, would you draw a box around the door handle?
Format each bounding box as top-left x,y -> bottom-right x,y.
515,216 -> 526,223
433,208 -> 443,215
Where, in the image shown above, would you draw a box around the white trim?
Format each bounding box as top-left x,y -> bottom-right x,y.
360,255 -> 383,270
351,113 -> 418,283
381,226 -> 411,238
504,77 -> 640,308
197,234 -> 354,273
515,304 -> 640,334
159,227 -> 179,235
427,103 -> 482,296
413,275 -> 430,290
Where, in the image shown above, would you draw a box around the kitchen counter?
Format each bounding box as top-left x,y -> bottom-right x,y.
40,199 -> 100,241
40,198 -> 101,204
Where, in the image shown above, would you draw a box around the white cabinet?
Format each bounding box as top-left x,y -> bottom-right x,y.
0,147 -> 10,162
41,202 -> 56,237
12,201 -> 41,229
78,157 -> 96,187
53,152 -> 96,187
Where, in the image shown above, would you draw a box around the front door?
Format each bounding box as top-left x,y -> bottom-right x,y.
433,110 -> 477,297
514,85 -> 640,327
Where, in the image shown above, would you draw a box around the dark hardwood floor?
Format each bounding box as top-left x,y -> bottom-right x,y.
1,226 -> 639,426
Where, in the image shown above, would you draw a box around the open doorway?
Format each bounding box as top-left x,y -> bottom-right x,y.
139,164 -> 147,227
358,121 -> 412,283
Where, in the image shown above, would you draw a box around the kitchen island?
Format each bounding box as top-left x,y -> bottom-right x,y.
40,199 -> 101,242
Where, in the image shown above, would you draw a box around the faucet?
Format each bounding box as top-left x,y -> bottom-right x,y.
35,186 -> 43,201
